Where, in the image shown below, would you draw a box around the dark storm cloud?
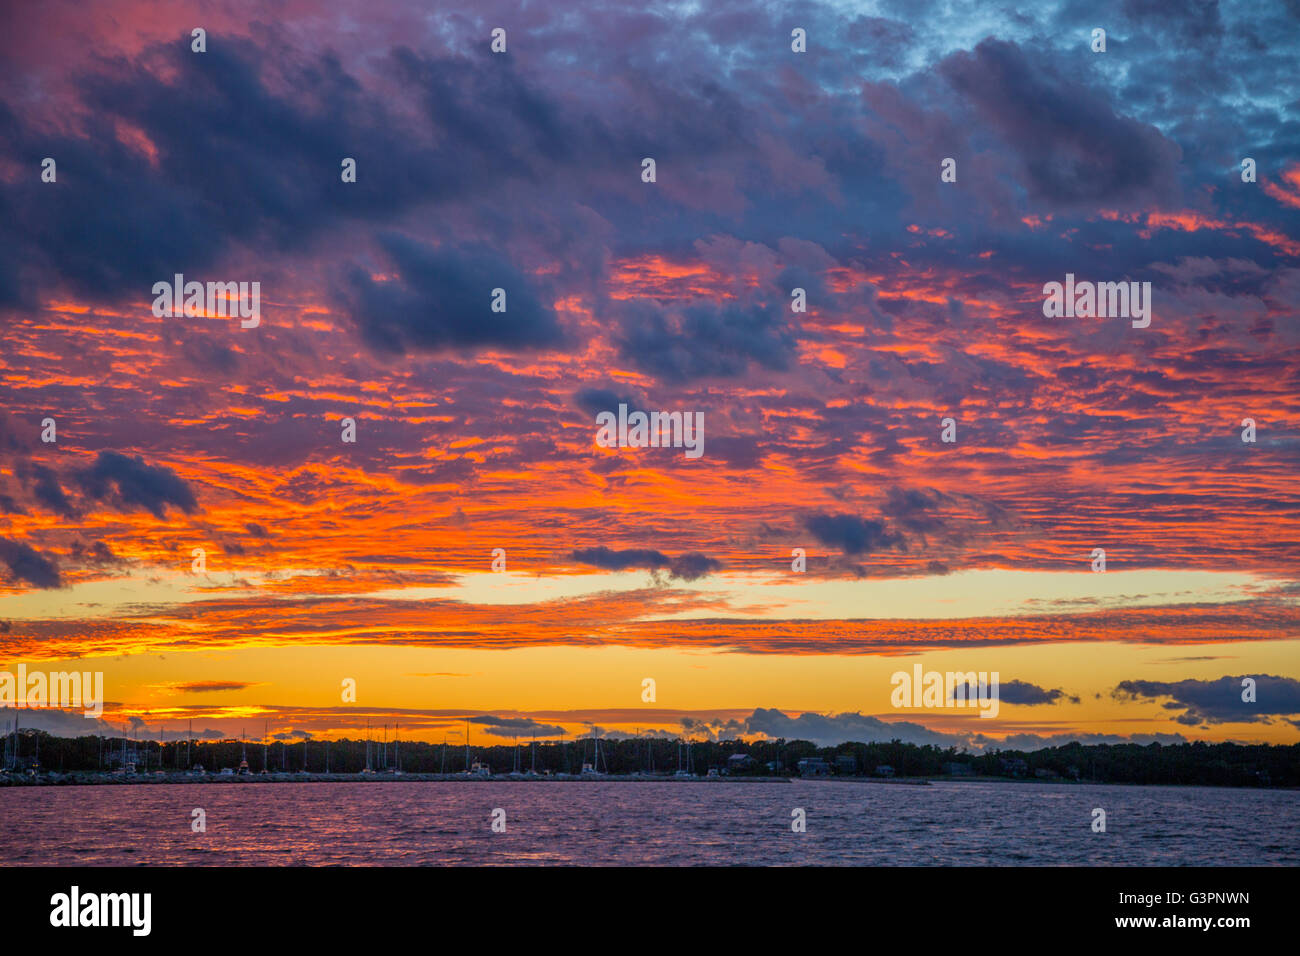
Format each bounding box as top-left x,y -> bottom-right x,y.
570,546 -> 722,581
0,37 -> 582,312
73,451 -> 198,519
67,539 -> 123,566
572,546 -> 670,572
574,388 -> 643,417
953,679 -> 1081,705
667,552 -> 724,581
342,234 -> 564,355
390,45 -> 576,179
881,487 -> 948,535
0,61 -> 254,306
90,540 -> 119,563
802,513 -> 903,556
1,7 -> 1286,353
469,715 -> 568,738
29,463 -> 76,517
179,338 -> 241,375
0,412 -> 30,453
0,537 -> 62,588
1114,675 -> 1300,725
0,21 -> 842,316
939,39 -> 1183,208
704,435 -> 768,470
874,487 -> 1018,550
613,299 -> 797,383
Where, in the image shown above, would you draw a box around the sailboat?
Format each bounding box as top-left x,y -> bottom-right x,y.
674,738 -> 692,778
362,720 -> 376,774
460,718 -> 490,776
508,736 -> 524,778
581,731 -> 605,776
526,731 -> 539,777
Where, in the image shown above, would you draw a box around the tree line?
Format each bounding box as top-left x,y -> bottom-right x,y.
5,730 -> 1297,786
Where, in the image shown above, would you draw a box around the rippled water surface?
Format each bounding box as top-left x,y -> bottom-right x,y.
2,780 -> 1295,865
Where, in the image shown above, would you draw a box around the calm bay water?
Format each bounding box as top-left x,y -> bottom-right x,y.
2,780 -> 1295,866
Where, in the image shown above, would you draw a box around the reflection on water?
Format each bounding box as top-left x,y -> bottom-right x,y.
2,780 -> 1295,866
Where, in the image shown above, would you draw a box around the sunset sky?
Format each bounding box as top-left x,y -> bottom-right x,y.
0,0 -> 1297,751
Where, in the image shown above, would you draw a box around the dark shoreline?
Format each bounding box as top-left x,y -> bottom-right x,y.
0,771 -> 796,786
3,772 -> 1294,789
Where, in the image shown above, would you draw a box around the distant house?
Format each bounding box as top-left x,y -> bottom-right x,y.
106,748 -> 143,768
797,758 -> 830,777
727,753 -> 757,771
999,758 -> 1028,777
942,761 -> 973,776
875,764 -> 895,777
834,755 -> 857,775
765,760 -> 782,774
